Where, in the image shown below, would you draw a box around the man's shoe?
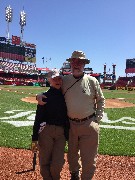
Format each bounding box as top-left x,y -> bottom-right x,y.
70,171 -> 79,180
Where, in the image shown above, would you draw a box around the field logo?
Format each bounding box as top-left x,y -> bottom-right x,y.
0,110 -> 135,130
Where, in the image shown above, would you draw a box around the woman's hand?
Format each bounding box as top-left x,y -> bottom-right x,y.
31,141 -> 38,152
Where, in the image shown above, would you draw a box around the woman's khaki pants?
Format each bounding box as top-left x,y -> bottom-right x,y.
38,125 -> 66,180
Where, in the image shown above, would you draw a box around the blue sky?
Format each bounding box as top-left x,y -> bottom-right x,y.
0,0 -> 135,78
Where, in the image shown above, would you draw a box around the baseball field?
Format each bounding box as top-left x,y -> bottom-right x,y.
0,85 -> 135,179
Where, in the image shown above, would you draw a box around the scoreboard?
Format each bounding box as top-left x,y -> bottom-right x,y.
0,36 -> 36,63
126,59 -> 135,69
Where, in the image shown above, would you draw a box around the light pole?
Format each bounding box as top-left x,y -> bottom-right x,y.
112,64 -> 116,84
19,9 -> 26,44
103,63 -> 106,84
5,5 -> 13,41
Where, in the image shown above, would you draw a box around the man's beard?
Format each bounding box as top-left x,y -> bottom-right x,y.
72,68 -> 83,76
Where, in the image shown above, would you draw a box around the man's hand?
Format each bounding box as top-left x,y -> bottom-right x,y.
36,94 -> 47,105
31,141 -> 38,152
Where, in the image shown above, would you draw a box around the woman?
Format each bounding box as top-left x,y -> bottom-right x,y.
31,70 -> 69,180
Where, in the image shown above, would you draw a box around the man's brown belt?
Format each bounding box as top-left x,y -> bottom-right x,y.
69,113 -> 95,123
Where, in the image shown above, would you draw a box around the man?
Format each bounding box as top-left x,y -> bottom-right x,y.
37,51 -> 105,180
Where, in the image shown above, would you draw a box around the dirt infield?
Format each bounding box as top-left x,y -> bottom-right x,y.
0,147 -> 135,180
21,96 -> 135,108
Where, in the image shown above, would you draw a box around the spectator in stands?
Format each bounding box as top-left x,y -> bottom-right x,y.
36,50 -> 105,180
31,70 -> 69,180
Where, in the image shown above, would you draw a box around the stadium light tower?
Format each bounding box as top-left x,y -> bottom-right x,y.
5,5 -> 13,40
19,9 -> 26,43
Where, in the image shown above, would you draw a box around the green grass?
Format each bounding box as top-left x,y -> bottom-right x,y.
0,122 -> 32,149
99,128 -> 135,156
103,89 -> 135,99
0,86 -> 135,156
104,107 -> 135,125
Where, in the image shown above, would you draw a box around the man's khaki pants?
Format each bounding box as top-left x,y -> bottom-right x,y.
38,125 -> 66,180
68,116 -> 99,180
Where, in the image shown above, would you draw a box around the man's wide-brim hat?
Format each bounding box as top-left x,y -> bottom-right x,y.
66,50 -> 90,64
